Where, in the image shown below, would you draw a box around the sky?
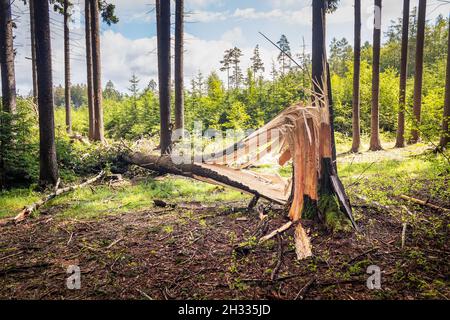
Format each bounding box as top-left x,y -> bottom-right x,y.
11,0 -> 450,95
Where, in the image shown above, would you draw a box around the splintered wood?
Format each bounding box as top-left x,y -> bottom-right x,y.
201,104 -> 326,259
129,104 -> 353,259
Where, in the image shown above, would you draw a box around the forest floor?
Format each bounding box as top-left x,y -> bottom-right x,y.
0,138 -> 449,300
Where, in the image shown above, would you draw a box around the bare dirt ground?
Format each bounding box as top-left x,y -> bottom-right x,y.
0,190 -> 448,300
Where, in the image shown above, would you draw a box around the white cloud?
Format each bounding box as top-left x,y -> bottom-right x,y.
12,0 -> 450,95
221,27 -> 246,45
190,10 -> 229,23
268,0 -> 303,9
13,13 -> 278,95
188,0 -> 223,8
233,8 -> 283,20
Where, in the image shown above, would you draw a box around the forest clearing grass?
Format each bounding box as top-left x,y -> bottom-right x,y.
338,137 -> 449,208
0,176 -> 247,220
0,136 -> 448,220
0,188 -> 41,219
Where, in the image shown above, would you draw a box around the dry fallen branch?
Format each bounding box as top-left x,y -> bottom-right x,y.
294,277 -> 316,300
270,234 -> 284,281
14,171 -> 105,223
399,195 -> 450,212
346,247 -> 379,265
106,237 -> 123,249
259,221 -> 294,244
401,223 -> 407,249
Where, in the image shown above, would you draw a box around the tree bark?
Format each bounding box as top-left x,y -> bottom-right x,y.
0,0 -> 16,190
29,0 -> 38,103
90,0 -> 104,142
410,0 -> 427,144
310,0 -> 356,232
440,14 -> 450,149
85,0 -> 95,140
312,0 -> 332,200
326,62 -> 337,170
34,0 -> 59,187
0,0 -> 16,114
351,0 -> 361,153
64,0 -> 72,134
369,0 -> 383,151
174,0 -> 184,131
311,0 -> 326,106
395,0 -> 410,148
156,0 -> 172,154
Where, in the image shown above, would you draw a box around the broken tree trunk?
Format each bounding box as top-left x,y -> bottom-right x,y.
127,104 -> 356,259
126,153 -> 286,204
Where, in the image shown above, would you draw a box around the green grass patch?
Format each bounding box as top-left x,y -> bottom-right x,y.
0,188 -> 40,219
1,135 -> 447,221
0,176 -> 248,220
339,149 -> 449,206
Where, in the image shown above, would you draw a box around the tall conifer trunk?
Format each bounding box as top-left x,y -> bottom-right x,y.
369,0 -> 383,151
34,0 -> 59,187
351,0 -> 361,153
410,0 -> 427,144
395,0 -> 410,148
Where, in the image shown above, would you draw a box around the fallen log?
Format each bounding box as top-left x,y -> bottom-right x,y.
14,171 -> 105,222
126,152 -> 286,204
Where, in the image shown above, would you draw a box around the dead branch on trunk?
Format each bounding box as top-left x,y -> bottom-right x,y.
14,170 -> 105,223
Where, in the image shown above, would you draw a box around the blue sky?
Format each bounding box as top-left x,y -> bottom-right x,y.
12,0 -> 450,94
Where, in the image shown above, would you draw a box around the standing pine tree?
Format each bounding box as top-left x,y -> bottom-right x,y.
410,0 -> 427,144
64,0 -> 72,134
369,0 -> 383,151
277,34 -> 291,75
395,0 -> 410,148
251,44 -> 265,103
0,0 -> 16,115
128,73 -> 140,116
34,0 -> 59,187
250,45 -> 265,79
351,0 -> 361,153
28,0 -> 38,102
174,0 -> 184,131
220,49 -> 233,90
229,47 -> 243,89
156,0 -> 171,154
85,0 -> 95,140
91,0 -> 104,142
0,0 -> 17,189
440,14 -> 450,150
85,0 -> 118,141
